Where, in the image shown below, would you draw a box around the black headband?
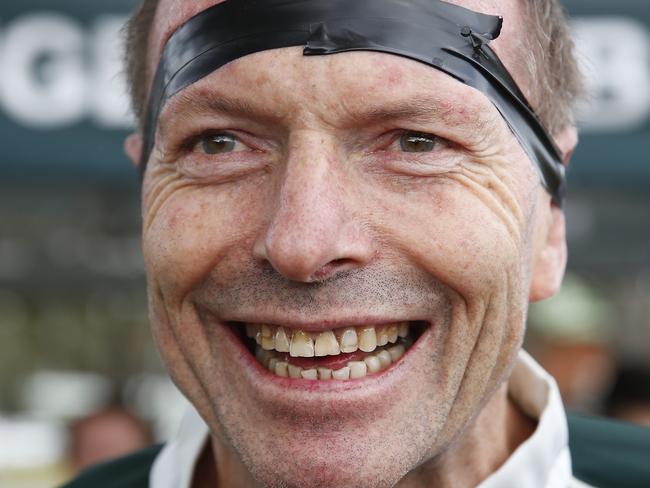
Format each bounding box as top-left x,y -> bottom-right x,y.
142,0 -> 566,205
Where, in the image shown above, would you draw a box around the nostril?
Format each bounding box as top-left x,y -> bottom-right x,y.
310,258 -> 356,282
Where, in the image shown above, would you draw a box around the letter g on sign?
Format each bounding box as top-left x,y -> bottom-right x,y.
0,13 -> 86,128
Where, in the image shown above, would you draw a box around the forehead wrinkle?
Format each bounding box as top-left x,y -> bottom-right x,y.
157,67 -> 496,140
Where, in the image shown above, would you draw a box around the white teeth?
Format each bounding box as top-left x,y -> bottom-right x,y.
290,330 -> 315,357
377,350 -> 392,368
249,322 -> 415,379
301,369 -> 318,380
258,337 -> 410,380
332,366 -> 351,380
288,364 -> 302,378
246,322 -> 412,355
349,361 -> 368,379
274,327 -> 291,353
338,327 -> 358,353
314,330 -> 341,357
387,324 -> 399,344
358,327 -> 377,353
364,355 -> 382,373
275,361 -> 288,377
317,367 -> 332,380
377,327 -> 389,346
267,357 -> 278,373
388,344 -> 405,362
261,324 -> 275,350
398,322 -> 409,338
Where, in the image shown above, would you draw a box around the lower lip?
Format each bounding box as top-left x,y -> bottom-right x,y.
219,320 -> 430,393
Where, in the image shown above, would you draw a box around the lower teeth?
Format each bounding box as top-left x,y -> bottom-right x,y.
255,338 -> 411,381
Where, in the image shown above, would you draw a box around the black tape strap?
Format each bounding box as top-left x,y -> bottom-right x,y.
143,0 -> 566,205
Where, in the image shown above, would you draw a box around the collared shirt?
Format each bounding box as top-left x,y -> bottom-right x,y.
150,351 -> 594,488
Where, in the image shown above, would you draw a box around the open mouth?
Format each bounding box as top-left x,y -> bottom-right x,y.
230,321 -> 427,381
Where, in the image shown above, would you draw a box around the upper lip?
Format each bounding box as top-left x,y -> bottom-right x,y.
222,316 -> 424,332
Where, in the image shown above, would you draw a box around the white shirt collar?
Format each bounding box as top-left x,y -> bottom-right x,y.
477,351 -> 573,488
150,403 -> 208,488
150,350 -> 584,488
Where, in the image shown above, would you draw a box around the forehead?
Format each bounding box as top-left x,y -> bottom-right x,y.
147,0 -> 527,94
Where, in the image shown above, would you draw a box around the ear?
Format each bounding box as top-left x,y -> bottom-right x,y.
124,133 -> 144,168
554,124 -> 578,166
529,206 -> 567,302
528,125 -> 578,302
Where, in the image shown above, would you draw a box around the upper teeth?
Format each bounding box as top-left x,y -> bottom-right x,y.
246,323 -> 410,357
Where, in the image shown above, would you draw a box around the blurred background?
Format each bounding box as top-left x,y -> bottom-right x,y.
0,0 -> 648,486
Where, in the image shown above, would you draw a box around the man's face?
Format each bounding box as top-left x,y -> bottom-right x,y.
136,1 -> 566,486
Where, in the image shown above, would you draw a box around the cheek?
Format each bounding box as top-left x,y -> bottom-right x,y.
142,185 -> 260,305
373,180 -> 528,298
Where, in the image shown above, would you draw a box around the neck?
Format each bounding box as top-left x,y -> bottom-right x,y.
192,437 -> 260,488
396,382 -> 537,488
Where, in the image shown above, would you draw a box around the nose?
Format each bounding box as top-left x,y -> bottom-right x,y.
253,137 -> 375,282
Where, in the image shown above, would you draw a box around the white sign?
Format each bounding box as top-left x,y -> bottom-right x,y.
573,17 -> 650,133
0,12 -> 133,129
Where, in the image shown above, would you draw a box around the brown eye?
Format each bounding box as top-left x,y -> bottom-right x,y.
399,132 -> 437,153
200,134 -> 239,154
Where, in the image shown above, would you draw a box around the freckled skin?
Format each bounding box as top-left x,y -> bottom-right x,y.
130,1 -> 576,487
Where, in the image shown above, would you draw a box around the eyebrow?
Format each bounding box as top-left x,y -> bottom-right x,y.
348,98 -> 464,126
160,90 -> 283,127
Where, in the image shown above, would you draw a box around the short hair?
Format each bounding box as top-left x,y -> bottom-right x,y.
124,0 -> 582,136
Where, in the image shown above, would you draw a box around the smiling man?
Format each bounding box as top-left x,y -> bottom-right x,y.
62,1 -> 650,488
